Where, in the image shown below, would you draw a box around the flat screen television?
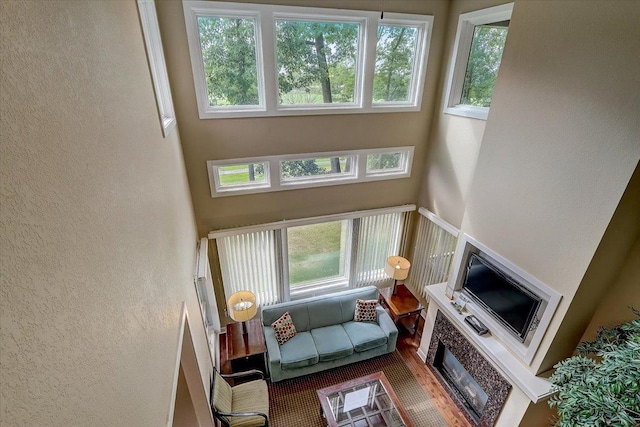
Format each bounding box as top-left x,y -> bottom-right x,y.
462,253 -> 542,342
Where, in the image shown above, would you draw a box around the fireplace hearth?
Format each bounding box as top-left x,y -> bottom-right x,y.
426,311 -> 511,427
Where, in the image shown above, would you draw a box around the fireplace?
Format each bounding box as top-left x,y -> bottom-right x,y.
426,311 -> 511,427
435,342 -> 489,421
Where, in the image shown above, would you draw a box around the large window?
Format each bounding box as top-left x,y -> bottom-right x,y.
183,2 -> 432,118
211,206 -> 413,304
443,3 -> 512,120
287,220 -> 350,289
207,147 -> 414,197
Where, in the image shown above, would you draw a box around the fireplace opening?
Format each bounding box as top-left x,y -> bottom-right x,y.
434,341 -> 488,422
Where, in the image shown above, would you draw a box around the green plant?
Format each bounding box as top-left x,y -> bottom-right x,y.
548,308 -> 640,427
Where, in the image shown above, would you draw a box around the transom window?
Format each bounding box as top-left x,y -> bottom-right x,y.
183,2 -> 433,118
207,147 -> 414,197
443,3 -> 513,120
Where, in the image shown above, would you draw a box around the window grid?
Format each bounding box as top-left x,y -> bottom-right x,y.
207,147 -> 414,197
183,1 -> 433,118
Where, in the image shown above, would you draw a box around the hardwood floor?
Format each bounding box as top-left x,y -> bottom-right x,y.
219,316 -> 471,426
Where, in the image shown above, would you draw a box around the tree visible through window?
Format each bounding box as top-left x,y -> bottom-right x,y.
373,25 -> 419,103
197,16 -> 260,106
460,20 -> 509,107
276,20 -> 359,105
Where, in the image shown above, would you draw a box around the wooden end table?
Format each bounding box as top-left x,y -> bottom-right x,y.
378,284 -> 423,337
226,318 -> 267,376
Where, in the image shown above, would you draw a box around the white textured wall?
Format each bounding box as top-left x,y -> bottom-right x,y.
1,1 -> 211,425
460,0 -> 640,373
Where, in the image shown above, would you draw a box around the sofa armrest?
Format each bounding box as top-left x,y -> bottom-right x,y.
263,325 -> 281,368
377,306 -> 398,351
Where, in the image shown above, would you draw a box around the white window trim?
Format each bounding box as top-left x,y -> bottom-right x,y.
183,1 -> 433,119
206,146 -> 414,197
137,0 -> 177,137
210,205 -> 415,301
442,3 -> 513,121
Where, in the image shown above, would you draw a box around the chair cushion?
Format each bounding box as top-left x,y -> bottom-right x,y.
354,299 -> 378,322
212,370 -> 233,414
271,311 -> 297,345
230,379 -> 269,427
310,325 -> 354,362
343,321 -> 388,352
279,331 -> 319,370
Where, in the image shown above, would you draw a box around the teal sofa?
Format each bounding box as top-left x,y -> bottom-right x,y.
261,286 -> 398,382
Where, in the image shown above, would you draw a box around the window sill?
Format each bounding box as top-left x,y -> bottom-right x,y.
443,105 -> 489,121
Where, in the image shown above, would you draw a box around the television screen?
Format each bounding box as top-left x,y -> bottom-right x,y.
462,254 -> 541,342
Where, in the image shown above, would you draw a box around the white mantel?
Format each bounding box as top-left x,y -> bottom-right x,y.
418,282 -> 554,404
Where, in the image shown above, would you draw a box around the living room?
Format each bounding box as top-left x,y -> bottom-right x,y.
1,0 -> 638,426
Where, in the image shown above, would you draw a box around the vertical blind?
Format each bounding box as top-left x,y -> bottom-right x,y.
353,212 -> 404,286
407,209 -> 459,299
216,229 -> 280,307
212,207 -> 413,306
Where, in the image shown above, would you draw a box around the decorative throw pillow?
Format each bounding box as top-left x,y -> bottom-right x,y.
354,299 -> 378,322
271,311 -> 297,345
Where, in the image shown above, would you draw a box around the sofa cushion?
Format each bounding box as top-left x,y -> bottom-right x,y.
310,325 -> 354,362
354,299 -> 378,322
307,299 -> 344,330
343,321 -> 388,352
271,311 -> 297,345
279,331 -> 319,370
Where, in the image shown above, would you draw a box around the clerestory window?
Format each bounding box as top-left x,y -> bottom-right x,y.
207,147 -> 414,197
443,3 -> 513,120
183,2 -> 433,118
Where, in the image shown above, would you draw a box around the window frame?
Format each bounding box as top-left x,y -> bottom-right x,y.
442,3 -> 513,121
210,205 -> 414,302
137,0 -> 177,137
183,1 -> 433,119
206,146 -> 414,197
282,219 -> 353,299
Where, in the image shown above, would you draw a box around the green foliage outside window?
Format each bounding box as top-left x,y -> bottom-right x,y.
276,20 -> 359,104
367,153 -> 401,171
460,23 -> 508,107
548,308 -> 640,427
373,25 -> 418,103
198,16 -> 260,106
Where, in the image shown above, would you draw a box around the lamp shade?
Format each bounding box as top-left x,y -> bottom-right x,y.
227,290 -> 257,323
385,256 -> 411,281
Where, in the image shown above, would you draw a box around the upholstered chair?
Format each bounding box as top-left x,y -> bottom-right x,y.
210,369 -> 269,427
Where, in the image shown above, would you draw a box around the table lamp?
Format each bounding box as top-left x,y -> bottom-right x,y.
228,290 -> 257,336
385,256 -> 411,295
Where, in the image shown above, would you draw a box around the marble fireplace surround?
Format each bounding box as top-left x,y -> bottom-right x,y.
418,282 -> 554,425
426,310 -> 511,427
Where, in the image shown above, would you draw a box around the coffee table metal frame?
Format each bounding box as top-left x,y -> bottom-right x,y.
316,371 -> 413,427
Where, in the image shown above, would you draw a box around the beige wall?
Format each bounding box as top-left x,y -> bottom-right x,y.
173,367 -> 200,427
1,1 -> 211,425
418,0 -> 510,228
581,234 -> 640,343
459,0 -> 640,374
155,0 -> 450,234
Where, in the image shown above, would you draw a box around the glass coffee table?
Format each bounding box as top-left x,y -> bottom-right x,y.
316,372 -> 412,427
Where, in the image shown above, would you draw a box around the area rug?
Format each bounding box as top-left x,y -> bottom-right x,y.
268,351 -> 447,426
